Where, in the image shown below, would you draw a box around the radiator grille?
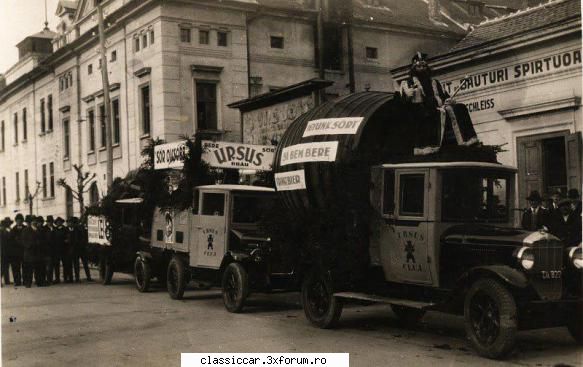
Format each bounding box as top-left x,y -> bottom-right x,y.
530,240 -> 563,301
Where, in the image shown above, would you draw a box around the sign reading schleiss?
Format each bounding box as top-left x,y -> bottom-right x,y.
202,140 -> 275,171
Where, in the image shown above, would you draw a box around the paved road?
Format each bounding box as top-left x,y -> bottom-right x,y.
1,271 -> 581,367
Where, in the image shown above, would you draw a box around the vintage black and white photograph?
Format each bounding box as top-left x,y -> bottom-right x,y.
0,0 -> 581,366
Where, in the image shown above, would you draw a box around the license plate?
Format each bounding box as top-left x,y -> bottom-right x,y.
541,270 -> 562,279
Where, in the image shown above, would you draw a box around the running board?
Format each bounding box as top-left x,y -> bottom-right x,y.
333,292 -> 435,309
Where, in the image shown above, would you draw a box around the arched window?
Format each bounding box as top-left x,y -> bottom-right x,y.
89,182 -> 99,205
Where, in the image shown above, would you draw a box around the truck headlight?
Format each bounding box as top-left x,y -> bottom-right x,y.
516,246 -> 535,270
568,246 -> 583,269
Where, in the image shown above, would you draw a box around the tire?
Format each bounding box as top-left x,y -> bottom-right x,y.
99,256 -> 114,285
567,303 -> 583,345
391,305 -> 426,324
301,270 -> 343,329
167,257 -> 187,300
134,257 -> 152,293
464,278 -> 517,359
222,263 -> 249,313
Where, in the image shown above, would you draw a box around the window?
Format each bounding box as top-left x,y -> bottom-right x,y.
156,230 -> 163,241
88,64 -> 93,75
24,169 -> 29,197
66,187 -> 74,218
13,113 -> 18,145
42,164 -> 47,198
49,162 -> 55,198
140,85 -> 151,135
47,95 -> 53,131
1,120 -> 4,151
180,27 -> 191,43
98,58 -> 102,70
112,99 -> 120,144
88,109 -> 96,152
233,194 -> 275,223
399,174 -> 425,217
64,75 -> 69,88
217,31 -> 227,47
89,182 -> 99,205
110,50 -> 117,62
382,170 -> 395,215
134,37 -> 140,52
1,177 -> 5,206
322,24 -> 342,70
149,29 -> 155,44
22,108 -> 27,141
198,29 -> 209,44
176,231 -> 184,244
196,82 -> 217,130
270,36 -> 284,49
202,192 -> 224,216
142,33 -> 148,48
40,98 -> 46,132
68,73 -> 73,87
99,104 -> 106,148
366,47 -> 378,59
60,78 -> 64,91
15,172 -> 19,202
63,119 -> 70,158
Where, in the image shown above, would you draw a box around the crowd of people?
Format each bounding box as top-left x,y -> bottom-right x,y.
0,214 -> 92,288
521,188 -> 582,246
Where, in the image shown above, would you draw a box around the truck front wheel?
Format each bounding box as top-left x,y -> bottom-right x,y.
167,257 -> 187,300
301,270 -> 343,329
222,262 -> 249,313
99,256 -> 113,285
464,278 -> 517,359
567,303 -> 583,344
134,257 -> 151,293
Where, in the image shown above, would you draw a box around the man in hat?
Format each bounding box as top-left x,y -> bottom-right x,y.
549,198 -> 582,246
36,216 -> 54,286
21,215 -> 41,287
69,217 -> 92,282
1,217 -> 13,285
521,191 -> 549,231
399,51 -> 479,155
63,217 -> 76,283
10,213 -> 25,286
52,217 -> 68,283
43,215 -> 56,284
568,188 -> 581,216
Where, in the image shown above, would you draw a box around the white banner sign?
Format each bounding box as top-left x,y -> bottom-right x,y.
87,215 -> 111,246
303,117 -> 364,137
280,141 -> 338,166
154,140 -> 188,170
202,140 -> 275,171
275,170 -> 307,191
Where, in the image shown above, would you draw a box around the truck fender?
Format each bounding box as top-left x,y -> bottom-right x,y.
459,265 -> 528,290
135,251 -> 152,262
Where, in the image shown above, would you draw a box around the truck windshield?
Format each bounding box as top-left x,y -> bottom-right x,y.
441,169 -> 510,223
232,193 -> 275,224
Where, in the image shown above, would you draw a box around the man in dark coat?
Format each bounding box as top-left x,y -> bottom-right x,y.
69,217 -> 92,282
568,188 -> 582,216
521,191 -> 550,231
53,217 -> 68,283
43,215 -> 56,284
10,213 -> 25,286
21,215 -> 42,287
550,199 -> 582,246
1,217 -> 13,285
37,216 -> 54,286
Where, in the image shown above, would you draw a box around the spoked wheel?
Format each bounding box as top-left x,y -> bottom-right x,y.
99,256 -> 114,285
167,257 -> 187,300
134,257 -> 151,293
222,263 -> 249,313
464,278 -> 517,359
391,305 -> 426,324
301,270 -> 343,329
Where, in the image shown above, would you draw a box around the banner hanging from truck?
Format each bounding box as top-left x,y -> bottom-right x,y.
275,169 -> 307,191
201,140 -> 275,171
302,117 -> 364,137
280,141 -> 339,166
87,215 -> 111,246
154,140 -> 188,170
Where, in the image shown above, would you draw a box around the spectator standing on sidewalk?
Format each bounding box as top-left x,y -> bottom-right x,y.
53,217 -> 68,283
10,214 -> 25,286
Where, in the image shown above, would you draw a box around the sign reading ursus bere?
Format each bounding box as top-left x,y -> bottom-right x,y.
202,140 -> 275,171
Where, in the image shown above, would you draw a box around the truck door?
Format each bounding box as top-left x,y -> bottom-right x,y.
194,190 -> 227,269
379,169 -> 432,285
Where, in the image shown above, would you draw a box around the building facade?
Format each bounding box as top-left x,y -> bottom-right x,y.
0,0 -> 521,218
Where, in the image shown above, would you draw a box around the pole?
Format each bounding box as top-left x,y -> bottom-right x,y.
315,0 -> 325,105
347,23 -> 355,93
97,5 -> 114,191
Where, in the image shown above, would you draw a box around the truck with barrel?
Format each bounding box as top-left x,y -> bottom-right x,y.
272,91 -> 582,359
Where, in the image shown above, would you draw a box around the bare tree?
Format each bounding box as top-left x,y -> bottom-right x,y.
25,181 -> 41,215
57,164 -> 97,216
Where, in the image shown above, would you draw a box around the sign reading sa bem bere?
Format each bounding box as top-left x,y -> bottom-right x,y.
154,140 -> 188,170
275,169 -> 307,191
280,141 -> 339,166
202,140 -> 275,171
303,117 -> 364,137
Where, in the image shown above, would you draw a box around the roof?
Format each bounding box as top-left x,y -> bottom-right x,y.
450,0 -> 580,52
380,161 -> 517,171
28,28 -> 58,40
195,184 -> 275,192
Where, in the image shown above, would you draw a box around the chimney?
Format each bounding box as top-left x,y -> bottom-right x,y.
428,0 -> 440,20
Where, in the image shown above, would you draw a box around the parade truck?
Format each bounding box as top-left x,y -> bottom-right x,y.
133,184 -> 296,312
273,91 -> 583,359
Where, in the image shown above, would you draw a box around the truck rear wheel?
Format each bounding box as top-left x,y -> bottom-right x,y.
391,305 -> 425,324
167,257 -> 187,300
301,270 -> 343,329
567,303 -> 583,344
134,257 -> 151,293
464,278 -> 517,359
99,256 -> 113,285
222,263 -> 249,313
